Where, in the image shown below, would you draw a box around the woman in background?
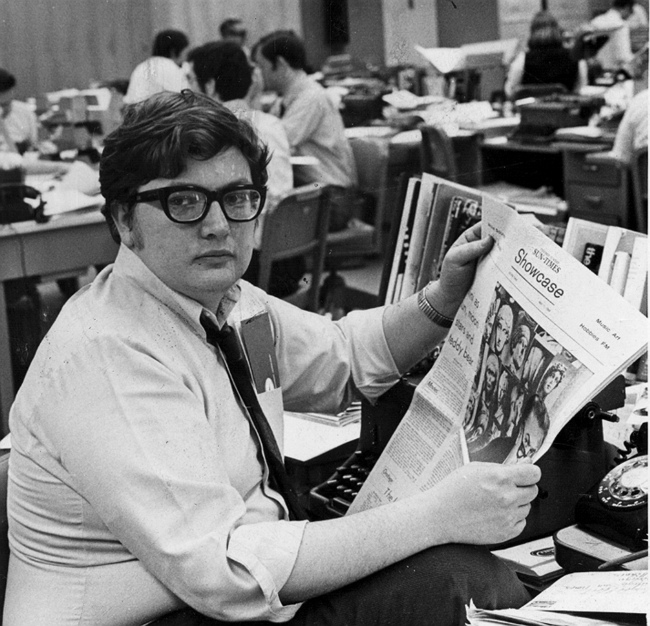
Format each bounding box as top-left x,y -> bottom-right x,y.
505,11 -> 588,99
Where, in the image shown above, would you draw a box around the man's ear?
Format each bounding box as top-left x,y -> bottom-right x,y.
204,79 -> 220,101
112,202 -> 137,249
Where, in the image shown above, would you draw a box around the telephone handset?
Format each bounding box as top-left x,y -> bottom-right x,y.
575,453 -> 648,552
0,183 -> 48,224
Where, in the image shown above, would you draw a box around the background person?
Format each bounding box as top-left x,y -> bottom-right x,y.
124,28 -> 190,104
186,41 -> 299,297
505,11 -> 588,99
0,68 -> 38,154
4,91 -> 540,626
252,30 -> 357,197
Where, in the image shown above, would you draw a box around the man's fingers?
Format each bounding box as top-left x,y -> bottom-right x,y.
508,462 -> 542,487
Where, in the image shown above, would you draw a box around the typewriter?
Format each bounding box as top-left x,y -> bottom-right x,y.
510,94 -> 606,145
310,376 -> 626,548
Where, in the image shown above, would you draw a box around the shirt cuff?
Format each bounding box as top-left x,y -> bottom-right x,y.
339,306 -> 400,402
228,520 -> 308,619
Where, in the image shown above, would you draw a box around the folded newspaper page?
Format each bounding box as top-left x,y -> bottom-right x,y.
348,198 -> 647,514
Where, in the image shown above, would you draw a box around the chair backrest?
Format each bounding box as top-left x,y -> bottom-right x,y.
257,185 -> 330,312
419,124 -> 458,182
0,451 -> 10,622
513,83 -> 568,100
325,137 -> 390,266
348,135 -> 391,254
631,146 -> 648,234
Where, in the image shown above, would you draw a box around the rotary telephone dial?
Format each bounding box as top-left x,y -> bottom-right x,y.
575,423 -> 648,552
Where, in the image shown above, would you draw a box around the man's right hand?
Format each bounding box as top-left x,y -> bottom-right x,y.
427,462 -> 541,546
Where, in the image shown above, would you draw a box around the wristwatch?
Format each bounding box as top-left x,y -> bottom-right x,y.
417,286 -> 454,328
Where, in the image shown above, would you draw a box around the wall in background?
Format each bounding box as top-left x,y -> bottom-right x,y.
381,0 -> 439,67
0,0 -> 301,100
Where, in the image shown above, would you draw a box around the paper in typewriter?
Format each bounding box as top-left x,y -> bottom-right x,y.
348,197 -> 648,514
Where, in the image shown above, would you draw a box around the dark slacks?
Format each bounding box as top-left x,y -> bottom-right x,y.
150,544 -> 530,626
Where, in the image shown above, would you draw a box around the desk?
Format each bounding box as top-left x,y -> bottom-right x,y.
0,210 -> 118,434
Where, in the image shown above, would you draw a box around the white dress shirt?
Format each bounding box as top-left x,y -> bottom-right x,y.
5,244 -> 398,625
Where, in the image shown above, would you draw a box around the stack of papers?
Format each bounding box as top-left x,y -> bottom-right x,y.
466,571 -> 647,625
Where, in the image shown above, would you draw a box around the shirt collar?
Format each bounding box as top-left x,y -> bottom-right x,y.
112,244 -> 241,333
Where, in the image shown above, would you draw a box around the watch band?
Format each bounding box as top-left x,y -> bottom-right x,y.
417,288 -> 454,328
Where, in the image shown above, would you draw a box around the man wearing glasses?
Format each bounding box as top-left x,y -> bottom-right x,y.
4,91 -> 540,626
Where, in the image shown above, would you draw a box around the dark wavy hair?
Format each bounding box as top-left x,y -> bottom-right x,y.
252,30 -> 307,70
187,41 -> 252,101
99,90 -> 269,243
527,11 -> 564,49
152,29 -> 189,59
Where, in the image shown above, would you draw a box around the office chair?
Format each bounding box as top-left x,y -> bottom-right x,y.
256,185 -> 331,313
630,146 -> 648,234
325,135 -> 390,267
419,124 -> 459,182
0,451 -> 9,623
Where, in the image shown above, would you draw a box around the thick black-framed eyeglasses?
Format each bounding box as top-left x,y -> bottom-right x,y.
128,184 -> 266,224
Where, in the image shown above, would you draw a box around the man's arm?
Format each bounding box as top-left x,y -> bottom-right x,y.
281,461 -> 540,602
278,223 -> 541,604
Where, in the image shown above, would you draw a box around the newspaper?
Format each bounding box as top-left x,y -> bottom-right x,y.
348,197 -> 648,514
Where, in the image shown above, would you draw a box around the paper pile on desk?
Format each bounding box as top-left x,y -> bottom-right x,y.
466,571 -> 648,624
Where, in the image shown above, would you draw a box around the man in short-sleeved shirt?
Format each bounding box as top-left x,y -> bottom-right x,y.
253,31 -> 357,189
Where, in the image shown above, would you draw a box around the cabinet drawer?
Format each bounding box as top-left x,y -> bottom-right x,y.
564,151 -> 622,186
566,183 -> 625,223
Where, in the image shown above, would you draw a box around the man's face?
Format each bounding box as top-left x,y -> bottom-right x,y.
494,305 -> 513,354
512,392 -> 524,422
186,62 -> 201,93
516,417 -> 544,460
116,148 -> 257,311
485,361 -> 498,395
497,372 -> 508,403
253,50 -> 281,94
543,370 -> 562,395
0,89 -> 13,117
512,333 -> 529,369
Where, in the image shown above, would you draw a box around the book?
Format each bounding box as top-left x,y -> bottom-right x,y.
562,218 -> 610,275
429,179 -> 483,283
401,173 -> 436,299
384,177 -> 420,305
597,227 -> 647,287
348,189 -> 648,515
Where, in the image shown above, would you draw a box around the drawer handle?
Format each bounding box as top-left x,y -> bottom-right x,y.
584,195 -> 603,208
582,164 -> 599,172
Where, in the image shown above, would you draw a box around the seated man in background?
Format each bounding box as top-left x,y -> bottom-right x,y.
186,41 -> 299,297
4,90 -> 540,626
253,30 -> 357,230
219,17 -> 249,52
0,68 -> 38,154
124,28 -> 190,104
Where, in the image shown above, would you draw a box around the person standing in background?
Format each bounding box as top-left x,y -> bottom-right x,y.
0,69 -> 38,154
124,29 -> 190,105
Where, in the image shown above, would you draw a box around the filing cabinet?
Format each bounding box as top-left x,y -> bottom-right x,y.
563,148 -> 629,227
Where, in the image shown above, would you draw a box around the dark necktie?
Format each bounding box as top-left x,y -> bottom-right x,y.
200,314 -> 307,521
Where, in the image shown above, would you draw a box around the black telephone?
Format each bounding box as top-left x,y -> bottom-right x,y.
574,424 -> 648,552
0,183 -> 48,224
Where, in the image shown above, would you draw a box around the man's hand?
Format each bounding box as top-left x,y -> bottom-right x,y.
427,462 -> 541,546
431,223 -> 493,317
